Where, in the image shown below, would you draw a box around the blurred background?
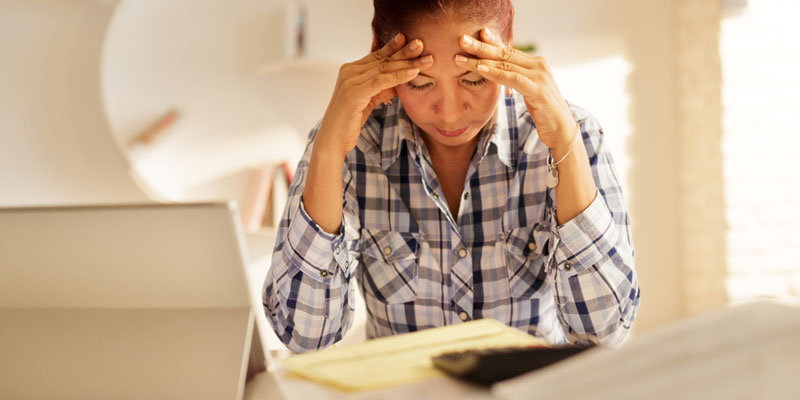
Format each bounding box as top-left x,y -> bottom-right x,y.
1,0 -> 798,349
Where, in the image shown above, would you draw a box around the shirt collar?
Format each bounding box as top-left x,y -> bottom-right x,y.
379,101 -> 415,171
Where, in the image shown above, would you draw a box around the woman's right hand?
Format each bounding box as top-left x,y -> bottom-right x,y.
315,33 -> 433,159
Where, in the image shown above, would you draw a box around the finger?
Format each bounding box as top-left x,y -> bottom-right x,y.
355,32 -> 406,65
468,60 -> 539,98
356,55 -> 433,84
388,38 -> 424,61
361,88 -> 398,124
351,37 -> 425,75
374,88 -> 397,105
356,68 -> 420,98
454,54 -> 529,78
365,96 -> 380,113
479,27 -> 502,46
374,33 -> 406,61
459,34 -> 534,69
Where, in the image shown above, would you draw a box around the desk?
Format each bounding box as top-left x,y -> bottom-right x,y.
242,301 -> 800,400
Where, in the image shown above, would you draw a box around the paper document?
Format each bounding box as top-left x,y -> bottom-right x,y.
282,318 -> 546,391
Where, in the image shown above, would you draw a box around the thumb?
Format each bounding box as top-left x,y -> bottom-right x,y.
361,88 -> 399,126
374,88 -> 397,105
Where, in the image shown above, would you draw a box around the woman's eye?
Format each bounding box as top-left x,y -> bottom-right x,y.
463,77 -> 487,87
407,82 -> 433,91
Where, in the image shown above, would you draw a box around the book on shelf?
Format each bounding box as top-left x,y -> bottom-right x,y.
240,161 -> 293,233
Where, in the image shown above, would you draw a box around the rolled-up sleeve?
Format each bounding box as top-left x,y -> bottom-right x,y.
549,115 -> 640,346
262,124 -> 362,353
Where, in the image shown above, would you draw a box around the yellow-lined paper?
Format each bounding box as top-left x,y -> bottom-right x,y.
282,319 -> 547,391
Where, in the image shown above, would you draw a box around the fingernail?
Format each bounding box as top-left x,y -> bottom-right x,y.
407,68 -> 419,76
455,55 -> 468,63
485,28 -> 494,40
462,36 -> 473,46
478,65 -> 489,73
394,33 -> 403,43
410,40 -> 420,50
421,55 -> 433,64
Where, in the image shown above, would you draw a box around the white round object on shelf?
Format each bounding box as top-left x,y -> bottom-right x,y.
101,0 -> 338,205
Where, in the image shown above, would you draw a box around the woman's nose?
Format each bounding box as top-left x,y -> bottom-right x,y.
434,87 -> 467,124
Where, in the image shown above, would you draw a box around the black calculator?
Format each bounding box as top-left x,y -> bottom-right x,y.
432,344 -> 595,385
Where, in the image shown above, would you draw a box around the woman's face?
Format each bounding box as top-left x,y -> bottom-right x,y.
396,16 -> 504,151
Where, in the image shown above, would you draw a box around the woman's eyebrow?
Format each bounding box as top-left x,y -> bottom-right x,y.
418,71 -> 474,79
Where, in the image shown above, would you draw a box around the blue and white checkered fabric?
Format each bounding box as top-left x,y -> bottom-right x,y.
263,88 -> 640,353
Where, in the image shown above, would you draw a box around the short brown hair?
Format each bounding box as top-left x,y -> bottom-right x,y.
370,0 -> 514,52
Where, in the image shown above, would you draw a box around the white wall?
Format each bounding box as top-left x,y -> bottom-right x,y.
0,0 -> 147,206
721,0 -> 800,300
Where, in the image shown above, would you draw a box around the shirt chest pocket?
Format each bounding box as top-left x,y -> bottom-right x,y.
504,224 -> 550,298
359,229 -> 420,304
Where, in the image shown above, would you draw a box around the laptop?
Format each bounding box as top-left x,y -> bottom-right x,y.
0,202 -> 266,399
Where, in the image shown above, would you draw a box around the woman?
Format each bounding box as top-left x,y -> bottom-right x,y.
263,0 -> 640,353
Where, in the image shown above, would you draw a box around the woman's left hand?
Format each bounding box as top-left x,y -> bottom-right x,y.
455,28 -> 576,152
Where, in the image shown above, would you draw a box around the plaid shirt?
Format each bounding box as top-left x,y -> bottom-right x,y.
263,89 -> 640,353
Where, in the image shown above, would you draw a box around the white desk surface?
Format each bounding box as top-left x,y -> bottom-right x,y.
244,298 -> 800,400
244,351 -> 495,400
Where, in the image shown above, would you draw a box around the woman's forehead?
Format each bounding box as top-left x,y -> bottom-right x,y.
405,17 -> 484,58
404,18 -> 495,79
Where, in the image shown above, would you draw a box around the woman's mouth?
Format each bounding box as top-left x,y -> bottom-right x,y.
437,126 -> 469,137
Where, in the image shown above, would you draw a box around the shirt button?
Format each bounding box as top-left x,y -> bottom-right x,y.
564,262 -> 572,270
463,191 -> 469,200
459,311 -> 469,321
527,242 -> 537,251
458,248 -> 468,258
335,246 -> 341,255
320,270 -> 329,277
432,192 -> 439,200
383,246 -> 393,256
